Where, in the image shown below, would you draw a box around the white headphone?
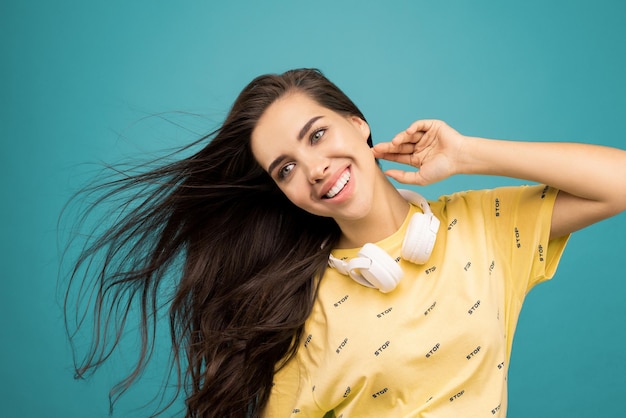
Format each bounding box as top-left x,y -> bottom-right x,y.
327,189 -> 440,293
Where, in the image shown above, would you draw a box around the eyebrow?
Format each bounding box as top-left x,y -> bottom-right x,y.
267,115 -> 323,174
298,115 -> 323,140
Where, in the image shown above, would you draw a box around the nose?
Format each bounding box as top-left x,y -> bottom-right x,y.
306,156 -> 330,184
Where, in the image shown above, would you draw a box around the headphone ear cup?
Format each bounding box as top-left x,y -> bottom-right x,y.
353,243 -> 403,293
402,213 -> 440,264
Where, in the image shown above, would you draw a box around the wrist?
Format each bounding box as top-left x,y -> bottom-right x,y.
454,136 -> 489,176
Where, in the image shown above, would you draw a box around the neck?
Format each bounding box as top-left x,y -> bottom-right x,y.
336,182 -> 411,249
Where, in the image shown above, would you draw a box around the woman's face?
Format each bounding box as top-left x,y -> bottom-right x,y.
251,91 -> 380,222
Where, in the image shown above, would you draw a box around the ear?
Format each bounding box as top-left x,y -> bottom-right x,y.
349,116 -> 371,141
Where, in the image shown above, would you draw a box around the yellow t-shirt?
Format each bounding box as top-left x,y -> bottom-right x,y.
265,185 -> 569,418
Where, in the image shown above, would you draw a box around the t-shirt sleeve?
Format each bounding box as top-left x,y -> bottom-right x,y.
486,184 -> 569,299
264,358 -> 301,417
265,354 -> 327,417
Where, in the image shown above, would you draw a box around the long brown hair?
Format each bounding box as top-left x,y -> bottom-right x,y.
62,68 -> 372,417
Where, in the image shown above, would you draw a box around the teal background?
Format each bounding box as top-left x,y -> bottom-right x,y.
2,1 -> 625,417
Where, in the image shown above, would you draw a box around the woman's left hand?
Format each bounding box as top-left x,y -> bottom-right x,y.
372,119 -> 465,186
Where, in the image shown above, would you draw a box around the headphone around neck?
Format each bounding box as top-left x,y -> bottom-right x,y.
327,189 -> 440,293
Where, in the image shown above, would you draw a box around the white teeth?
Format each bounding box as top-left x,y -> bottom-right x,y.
325,171 -> 350,198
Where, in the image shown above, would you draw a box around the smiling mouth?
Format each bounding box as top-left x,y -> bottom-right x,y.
325,170 -> 351,198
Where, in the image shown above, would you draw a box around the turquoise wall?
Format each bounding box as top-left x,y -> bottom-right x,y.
2,1 -> 625,416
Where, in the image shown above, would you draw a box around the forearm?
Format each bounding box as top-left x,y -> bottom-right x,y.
458,137 -> 626,210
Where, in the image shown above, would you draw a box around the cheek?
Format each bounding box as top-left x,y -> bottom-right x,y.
279,183 -> 313,210
282,186 -> 306,205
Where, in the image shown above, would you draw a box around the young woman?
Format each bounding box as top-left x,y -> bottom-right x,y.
63,68 -> 626,417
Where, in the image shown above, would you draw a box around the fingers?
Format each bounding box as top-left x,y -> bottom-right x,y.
372,120 -> 455,186
372,141 -> 417,155
383,169 -> 428,186
405,119 -> 438,134
373,119 -> 439,161
390,127 -> 424,146
381,120 -> 441,154
393,119 -> 438,145
371,148 -> 416,166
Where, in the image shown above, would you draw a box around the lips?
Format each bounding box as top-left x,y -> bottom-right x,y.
324,170 -> 351,198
